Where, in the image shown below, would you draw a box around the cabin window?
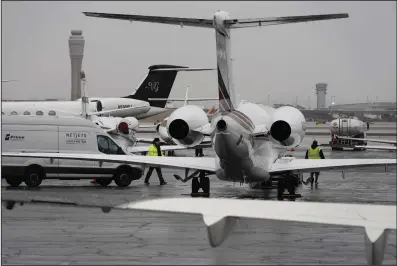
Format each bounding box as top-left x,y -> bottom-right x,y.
48,110 -> 56,116
10,111 -> 18,115
36,110 -> 43,116
97,135 -> 125,155
23,111 -> 30,115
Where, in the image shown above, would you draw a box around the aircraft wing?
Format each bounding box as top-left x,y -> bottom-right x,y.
355,145 -> 396,151
337,135 -> 396,145
268,157 -> 395,174
2,152 -> 216,172
83,12 -> 214,28
127,145 -> 189,154
2,196 -> 394,266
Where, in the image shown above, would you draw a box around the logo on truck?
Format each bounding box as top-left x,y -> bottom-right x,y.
65,132 -> 87,144
4,134 -> 25,141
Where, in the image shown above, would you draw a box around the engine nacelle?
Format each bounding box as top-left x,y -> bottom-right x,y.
269,106 -> 306,148
166,105 -> 209,147
156,118 -> 172,143
92,98 -> 150,117
118,117 -> 139,134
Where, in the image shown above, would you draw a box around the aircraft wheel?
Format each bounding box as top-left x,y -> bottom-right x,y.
96,179 -> 112,187
5,177 -> 23,187
200,176 -> 210,193
287,183 -> 296,195
114,169 -> 133,187
277,179 -> 285,199
192,178 -> 200,194
24,167 -> 43,187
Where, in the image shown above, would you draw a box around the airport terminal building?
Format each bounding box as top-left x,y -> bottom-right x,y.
330,102 -> 396,111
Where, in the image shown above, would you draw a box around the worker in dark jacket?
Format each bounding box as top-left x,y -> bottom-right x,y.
304,140 -> 325,186
144,138 -> 167,185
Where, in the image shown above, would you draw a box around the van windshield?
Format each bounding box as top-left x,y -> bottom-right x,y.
97,135 -> 125,155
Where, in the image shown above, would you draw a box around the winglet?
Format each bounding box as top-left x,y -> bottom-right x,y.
364,227 -> 389,265
202,215 -> 239,247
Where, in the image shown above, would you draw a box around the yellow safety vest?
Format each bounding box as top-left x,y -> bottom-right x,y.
308,146 -> 321,159
147,144 -> 164,156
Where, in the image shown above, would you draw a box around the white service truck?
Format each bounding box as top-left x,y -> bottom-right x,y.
1,115 -> 144,187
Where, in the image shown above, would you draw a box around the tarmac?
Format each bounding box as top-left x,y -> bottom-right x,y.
2,127 -> 397,265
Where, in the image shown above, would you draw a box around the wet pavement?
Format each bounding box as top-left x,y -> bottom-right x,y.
2,135 -> 396,265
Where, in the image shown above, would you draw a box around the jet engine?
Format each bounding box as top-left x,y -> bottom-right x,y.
269,106 -> 306,148
117,117 -> 139,135
166,105 -> 209,147
156,119 -> 172,143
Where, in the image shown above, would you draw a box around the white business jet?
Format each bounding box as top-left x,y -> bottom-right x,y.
1,65 -> 214,119
4,10 -> 396,194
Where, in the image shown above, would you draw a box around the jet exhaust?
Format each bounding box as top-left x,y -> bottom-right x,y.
168,119 -> 189,140
270,120 -> 291,142
216,119 -> 227,132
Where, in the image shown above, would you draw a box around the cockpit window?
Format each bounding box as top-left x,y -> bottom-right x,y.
10,111 -> 18,115
36,110 -> 43,116
48,110 -> 56,116
97,135 -> 125,155
23,111 -> 30,115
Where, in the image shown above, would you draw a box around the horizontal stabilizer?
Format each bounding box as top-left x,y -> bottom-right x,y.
83,12 -> 214,28
226,13 -> 349,28
84,12 -> 348,30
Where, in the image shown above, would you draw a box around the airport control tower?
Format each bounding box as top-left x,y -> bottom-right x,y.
69,30 -> 85,101
315,83 -> 327,109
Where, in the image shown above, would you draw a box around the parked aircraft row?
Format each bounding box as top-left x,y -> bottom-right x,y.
2,9 -> 395,266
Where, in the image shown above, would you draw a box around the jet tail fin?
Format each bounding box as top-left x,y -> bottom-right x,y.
124,65 -> 215,108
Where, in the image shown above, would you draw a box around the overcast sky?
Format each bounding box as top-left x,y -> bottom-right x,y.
1,1 -> 396,107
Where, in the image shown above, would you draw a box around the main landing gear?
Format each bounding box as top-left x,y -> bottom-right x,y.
174,170 -> 211,197
273,172 -> 302,200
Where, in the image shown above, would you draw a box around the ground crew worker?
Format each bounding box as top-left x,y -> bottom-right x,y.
144,138 -> 167,185
304,140 -> 325,186
366,121 -> 370,130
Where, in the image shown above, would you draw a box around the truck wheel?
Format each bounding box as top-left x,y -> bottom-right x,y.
24,167 -> 43,187
114,168 -> 132,187
96,179 -> 112,187
5,177 -> 23,187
